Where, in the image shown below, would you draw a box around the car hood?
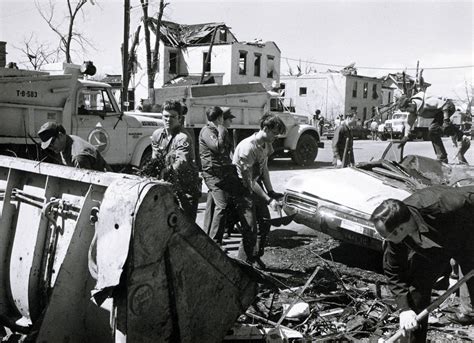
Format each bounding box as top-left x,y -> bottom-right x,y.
286,167 -> 411,215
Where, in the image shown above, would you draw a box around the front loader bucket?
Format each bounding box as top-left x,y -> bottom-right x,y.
0,156 -> 257,342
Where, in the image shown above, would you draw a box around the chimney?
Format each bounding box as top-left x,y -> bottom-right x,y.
0,42 -> 6,68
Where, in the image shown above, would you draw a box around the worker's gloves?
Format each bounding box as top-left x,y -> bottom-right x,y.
398,136 -> 410,149
399,310 -> 418,336
269,198 -> 282,212
268,190 -> 284,200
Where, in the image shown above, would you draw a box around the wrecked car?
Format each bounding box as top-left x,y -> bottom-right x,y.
282,141 -> 474,251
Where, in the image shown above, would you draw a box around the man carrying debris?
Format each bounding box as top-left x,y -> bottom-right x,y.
233,113 -> 286,268
151,100 -> 201,221
397,91 -> 464,163
38,121 -> 112,172
200,106 -> 236,247
332,113 -> 356,167
371,185 -> 474,342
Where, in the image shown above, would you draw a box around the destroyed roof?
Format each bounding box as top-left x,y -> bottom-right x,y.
383,72 -> 431,87
163,74 -> 216,87
149,20 -> 238,47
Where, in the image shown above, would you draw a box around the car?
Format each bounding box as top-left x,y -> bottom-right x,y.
282,141 -> 474,251
323,124 -> 369,140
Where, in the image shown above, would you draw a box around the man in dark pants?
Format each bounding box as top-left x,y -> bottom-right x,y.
398,91 -> 463,163
38,121 -> 112,172
232,113 -> 286,268
332,113 -> 356,167
371,185 -> 474,342
199,106 -> 235,247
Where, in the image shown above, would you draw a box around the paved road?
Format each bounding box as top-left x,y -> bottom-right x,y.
196,137 -> 473,253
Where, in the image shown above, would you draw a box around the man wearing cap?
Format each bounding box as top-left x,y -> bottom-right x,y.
200,106 -> 237,247
38,121 -> 111,172
151,100 -> 201,221
398,91 -> 463,163
332,113 -> 356,167
371,185 -> 474,341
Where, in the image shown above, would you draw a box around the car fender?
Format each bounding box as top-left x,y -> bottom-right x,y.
130,135 -> 153,167
284,125 -> 320,150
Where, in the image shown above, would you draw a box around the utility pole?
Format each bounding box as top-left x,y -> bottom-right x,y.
122,0 -> 130,111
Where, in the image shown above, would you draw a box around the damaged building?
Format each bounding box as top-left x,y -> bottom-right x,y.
132,20 -> 281,103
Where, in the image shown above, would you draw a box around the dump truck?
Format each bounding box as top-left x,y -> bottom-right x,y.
138,83 -> 323,166
0,155 -> 258,342
0,63 -> 161,168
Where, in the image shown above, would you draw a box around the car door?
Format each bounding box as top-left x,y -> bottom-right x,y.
73,87 -> 129,165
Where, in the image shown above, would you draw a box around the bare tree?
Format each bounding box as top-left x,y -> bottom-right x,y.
35,0 -> 96,63
140,0 -> 167,102
14,33 -> 58,70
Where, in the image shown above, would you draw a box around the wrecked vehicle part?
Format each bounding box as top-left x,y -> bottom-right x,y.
283,141 -> 474,250
0,155 -> 257,342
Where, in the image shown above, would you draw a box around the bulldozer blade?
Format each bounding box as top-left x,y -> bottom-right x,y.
264,214 -> 296,227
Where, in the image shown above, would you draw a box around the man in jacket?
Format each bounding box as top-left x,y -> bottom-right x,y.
38,121 -> 112,172
332,112 -> 356,167
199,106 -> 236,246
151,100 -> 201,221
371,185 -> 474,342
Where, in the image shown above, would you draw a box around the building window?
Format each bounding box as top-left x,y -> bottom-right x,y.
363,82 -> 368,99
219,28 -> 227,42
388,91 -> 392,104
299,87 -> 307,96
203,52 -> 211,72
352,81 -> 358,98
267,55 -> 274,78
254,54 -> 261,77
239,51 -> 247,75
363,107 -> 367,122
372,84 -> 379,99
169,51 -> 177,74
350,106 -> 357,115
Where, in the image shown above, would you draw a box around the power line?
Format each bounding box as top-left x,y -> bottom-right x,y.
282,56 -> 474,71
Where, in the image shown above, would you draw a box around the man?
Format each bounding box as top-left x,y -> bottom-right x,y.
371,185 -> 474,342
398,91 -> 463,163
232,113 -> 286,268
332,113 -> 356,167
38,121 -> 111,172
370,119 -> 379,141
200,106 -> 235,247
151,100 -> 201,221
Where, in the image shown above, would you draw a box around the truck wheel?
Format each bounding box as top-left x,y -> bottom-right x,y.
291,134 -> 318,166
139,147 -> 152,168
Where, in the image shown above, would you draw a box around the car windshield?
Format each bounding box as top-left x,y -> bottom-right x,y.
392,113 -> 407,120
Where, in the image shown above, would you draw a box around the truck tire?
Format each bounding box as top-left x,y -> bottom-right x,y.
139,147 -> 152,168
291,134 -> 318,166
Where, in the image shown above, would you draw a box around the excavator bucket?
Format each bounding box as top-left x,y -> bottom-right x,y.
0,156 -> 257,342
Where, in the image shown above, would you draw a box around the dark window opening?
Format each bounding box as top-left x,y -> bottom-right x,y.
372,84 -> 379,99
254,54 -> 261,76
352,81 -> 358,98
299,87 -> 307,96
203,52 -> 211,72
267,55 -> 274,78
239,51 -> 247,75
363,82 -> 368,98
169,52 -> 177,74
219,28 -> 227,42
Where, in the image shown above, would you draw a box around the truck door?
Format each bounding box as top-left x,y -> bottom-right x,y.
74,88 -> 129,165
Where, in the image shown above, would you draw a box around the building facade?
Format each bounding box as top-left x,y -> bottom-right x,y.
281,72 -> 383,123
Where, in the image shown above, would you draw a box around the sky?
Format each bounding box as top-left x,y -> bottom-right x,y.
1,0 -> 472,101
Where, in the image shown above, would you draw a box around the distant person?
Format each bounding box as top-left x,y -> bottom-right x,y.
38,121 -> 112,172
454,134 -> 471,164
397,91 -> 463,163
151,100 -> 201,221
334,115 -> 342,127
332,113 -> 356,167
370,120 -> 379,141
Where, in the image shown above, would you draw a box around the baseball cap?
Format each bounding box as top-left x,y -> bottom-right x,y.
38,122 -> 60,149
222,107 -> 236,120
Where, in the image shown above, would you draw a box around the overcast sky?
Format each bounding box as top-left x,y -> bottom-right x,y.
1,0 -> 472,100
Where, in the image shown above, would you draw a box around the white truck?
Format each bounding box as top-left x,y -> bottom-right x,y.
0,63 -> 161,169
378,111 -> 431,141
144,83 -> 323,166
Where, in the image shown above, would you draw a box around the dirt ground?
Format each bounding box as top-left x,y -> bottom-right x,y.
236,229 -> 474,342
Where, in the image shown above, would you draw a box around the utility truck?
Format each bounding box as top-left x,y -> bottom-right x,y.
141,83 -> 323,166
0,63 -> 161,168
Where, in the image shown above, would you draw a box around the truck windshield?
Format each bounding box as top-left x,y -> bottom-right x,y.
78,88 -> 116,115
